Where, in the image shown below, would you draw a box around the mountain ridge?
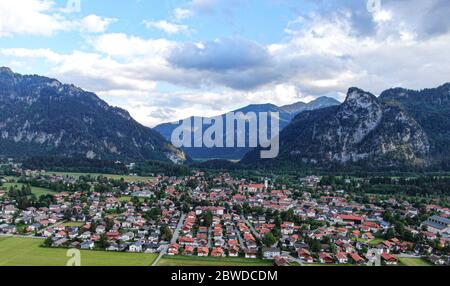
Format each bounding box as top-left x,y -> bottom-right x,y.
241,85 -> 446,170
154,96 -> 341,160
0,67 -> 187,163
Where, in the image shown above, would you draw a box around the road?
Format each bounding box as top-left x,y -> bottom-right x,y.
206,226 -> 212,248
242,217 -> 261,240
151,213 -> 185,266
0,233 -> 42,239
37,220 -> 68,235
234,225 -> 246,250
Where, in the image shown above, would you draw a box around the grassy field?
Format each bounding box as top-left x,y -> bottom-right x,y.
0,237 -> 157,266
1,182 -> 56,197
157,255 -> 273,266
43,172 -> 155,183
399,257 -> 433,266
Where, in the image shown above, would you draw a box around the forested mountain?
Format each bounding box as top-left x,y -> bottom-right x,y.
155,97 -> 340,160
0,67 -> 186,163
242,85 -> 450,171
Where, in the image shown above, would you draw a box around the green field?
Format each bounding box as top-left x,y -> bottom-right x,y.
1,183 -> 56,197
157,255 -> 273,266
399,257 -> 432,266
0,237 -> 157,266
43,172 -> 155,183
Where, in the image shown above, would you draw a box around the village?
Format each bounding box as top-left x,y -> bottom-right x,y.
1,167 -> 450,266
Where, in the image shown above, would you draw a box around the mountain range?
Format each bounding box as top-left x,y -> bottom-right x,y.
242,84 -> 450,170
0,67 -> 186,163
2,66 -> 449,171
154,97 -> 340,160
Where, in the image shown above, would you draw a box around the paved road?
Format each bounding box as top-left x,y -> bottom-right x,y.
0,233 -> 42,239
242,217 -> 261,240
151,213 -> 185,266
37,220 -> 68,235
206,227 -> 212,248
234,225 -> 246,250
171,213 -> 186,244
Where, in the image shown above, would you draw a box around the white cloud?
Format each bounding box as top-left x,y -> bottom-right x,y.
143,20 -> 190,35
79,15 -> 116,33
3,0 -> 450,127
0,0 -> 113,37
173,8 -> 193,21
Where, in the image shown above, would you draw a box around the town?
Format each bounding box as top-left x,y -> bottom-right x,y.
1,161 -> 450,266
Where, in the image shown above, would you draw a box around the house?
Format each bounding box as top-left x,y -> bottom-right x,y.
274,256 -> 290,267
184,246 -> 194,256
350,253 -> 365,264
107,243 -> 120,251
336,252 -> 348,264
262,247 -> 281,259
339,215 -> 364,225
80,240 -> 95,250
245,249 -> 257,259
319,252 -> 334,264
129,242 -> 143,253
211,247 -> 225,257
376,240 -> 393,254
228,246 -> 240,257
3,205 -> 17,215
381,253 -> 398,265
197,247 -> 209,257
297,248 -> 313,263
168,243 -> 179,256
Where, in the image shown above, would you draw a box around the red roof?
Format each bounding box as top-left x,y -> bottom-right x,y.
340,215 -> 364,221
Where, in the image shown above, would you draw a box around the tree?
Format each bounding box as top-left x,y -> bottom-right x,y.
161,225 -> 173,241
262,233 -> 277,247
385,228 -> 396,240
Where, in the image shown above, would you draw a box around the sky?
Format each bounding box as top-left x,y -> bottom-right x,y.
1,0 -> 450,127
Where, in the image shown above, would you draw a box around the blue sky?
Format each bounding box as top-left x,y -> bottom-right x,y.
1,0 -> 450,126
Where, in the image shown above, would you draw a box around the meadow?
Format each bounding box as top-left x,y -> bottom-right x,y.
1,182 -> 56,197
0,237 -> 157,266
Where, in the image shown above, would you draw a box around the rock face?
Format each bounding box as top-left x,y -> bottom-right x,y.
242,87 -> 432,169
0,67 -> 186,163
154,97 -> 340,160
380,83 -> 450,159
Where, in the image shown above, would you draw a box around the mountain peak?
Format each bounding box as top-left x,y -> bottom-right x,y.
345,87 -> 378,104
0,67 -> 13,74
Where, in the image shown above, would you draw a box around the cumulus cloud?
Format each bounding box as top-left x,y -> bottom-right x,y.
2,0 -> 450,127
79,15 -> 116,33
0,0 -> 114,37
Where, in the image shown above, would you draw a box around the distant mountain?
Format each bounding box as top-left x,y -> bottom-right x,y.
242,86 -> 440,170
154,97 -> 340,160
0,67 -> 187,163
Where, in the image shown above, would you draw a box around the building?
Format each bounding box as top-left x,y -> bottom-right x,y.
421,215 -> 450,234
262,247 -> 281,259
